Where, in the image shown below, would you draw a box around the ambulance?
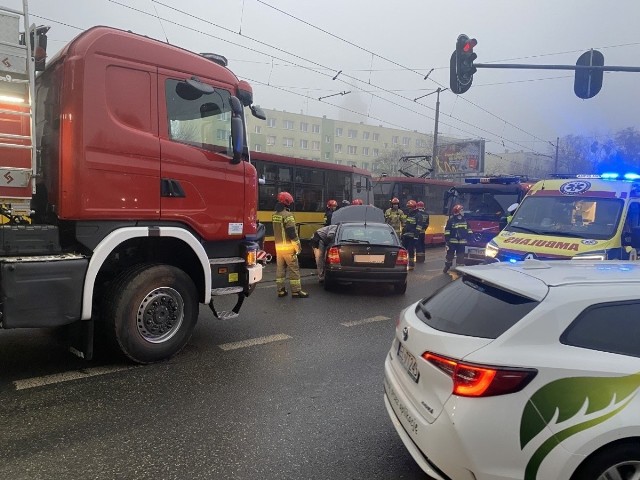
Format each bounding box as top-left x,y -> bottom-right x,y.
485,173 -> 640,262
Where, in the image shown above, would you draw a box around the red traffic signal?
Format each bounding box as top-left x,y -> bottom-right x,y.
462,38 -> 477,53
451,34 -> 478,94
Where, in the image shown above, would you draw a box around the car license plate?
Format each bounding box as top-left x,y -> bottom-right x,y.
354,254 -> 385,263
397,342 -> 420,383
468,248 -> 485,256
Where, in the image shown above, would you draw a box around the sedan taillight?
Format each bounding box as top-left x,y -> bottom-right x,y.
327,246 -> 341,265
396,249 -> 409,266
422,352 -> 537,397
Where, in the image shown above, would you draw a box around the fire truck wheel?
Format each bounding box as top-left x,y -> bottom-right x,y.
105,264 -> 198,364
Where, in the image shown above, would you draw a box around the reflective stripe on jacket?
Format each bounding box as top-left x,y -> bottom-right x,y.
444,214 -> 472,244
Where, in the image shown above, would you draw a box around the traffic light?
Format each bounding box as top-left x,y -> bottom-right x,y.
450,34 -> 478,94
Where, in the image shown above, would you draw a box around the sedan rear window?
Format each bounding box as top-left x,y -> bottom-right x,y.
415,276 -> 540,338
339,224 -> 399,245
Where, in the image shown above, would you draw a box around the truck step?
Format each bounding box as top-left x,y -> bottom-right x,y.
209,256 -> 244,265
211,286 -> 244,296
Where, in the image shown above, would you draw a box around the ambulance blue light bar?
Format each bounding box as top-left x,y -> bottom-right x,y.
553,173 -> 640,181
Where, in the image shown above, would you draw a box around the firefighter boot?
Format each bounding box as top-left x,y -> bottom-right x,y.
277,288 -> 288,298
291,290 -> 309,299
443,262 -> 452,274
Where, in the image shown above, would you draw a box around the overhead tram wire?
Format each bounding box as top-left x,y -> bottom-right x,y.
57,1 -> 546,155
106,1 -> 547,154
253,1 -> 575,149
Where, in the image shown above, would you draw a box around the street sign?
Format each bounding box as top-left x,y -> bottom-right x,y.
574,50 -> 604,99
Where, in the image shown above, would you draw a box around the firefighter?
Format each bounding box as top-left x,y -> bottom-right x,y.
401,200 -> 421,270
506,203 -> 519,224
273,191 -> 309,298
311,224 -> 337,283
385,197 -> 405,237
341,200 -> 351,207
324,199 -> 338,226
443,204 -> 473,274
415,201 -> 429,263
352,199 -> 363,205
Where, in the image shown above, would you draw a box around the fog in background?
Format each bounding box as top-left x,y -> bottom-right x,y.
8,0 -> 640,157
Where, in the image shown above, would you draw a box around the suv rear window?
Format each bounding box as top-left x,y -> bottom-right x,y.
415,275 -> 540,339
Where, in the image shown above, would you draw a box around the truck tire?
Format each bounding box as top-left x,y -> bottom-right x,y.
104,264 -> 198,364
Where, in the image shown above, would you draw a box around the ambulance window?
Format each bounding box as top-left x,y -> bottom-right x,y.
625,203 -> 640,231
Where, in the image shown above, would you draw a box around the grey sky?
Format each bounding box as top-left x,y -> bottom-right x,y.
10,0 -> 640,157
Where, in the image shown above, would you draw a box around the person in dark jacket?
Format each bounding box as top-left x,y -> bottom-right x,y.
415,201 -> 429,263
324,199 -> 338,226
311,224 -> 337,283
443,204 -> 473,274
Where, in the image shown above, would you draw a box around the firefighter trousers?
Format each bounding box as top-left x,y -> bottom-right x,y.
276,252 -> 302,293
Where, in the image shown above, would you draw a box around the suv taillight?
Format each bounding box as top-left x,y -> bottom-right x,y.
422,352 -> 537,397
396,249 -> 409,266
327,246 -> 341,265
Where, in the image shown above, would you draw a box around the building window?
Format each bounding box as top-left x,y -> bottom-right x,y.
218,111 -> 231,121
254,125 -> 262,134
363,131 -> 370,140
336,127 -> 343,137
335,144 -> 342,153
300,122 -> 308,132
255,144 -> 262,152
283,137 -> 294,148
312,141 -> 320,150
325,135 -> 331,143
267,118 -> 276,128
348,129 -> 357,138
363,162 -> 369,170
300,139 -> 308,149
217,129 -> 229,141
312,124 -> 320,134
348,145 -> 357,155
392,136 -> 399,145
324,152 -> 331,160
363,147 -> 369,156
373,148 -> 379,157
283,120 -> 294,130
267,135 -> 276,146
373,133 -> 379,142
403,137 -> 410,146
335,160 -> 343,165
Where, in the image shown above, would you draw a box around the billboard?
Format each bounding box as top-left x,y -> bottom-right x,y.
435,139 -> 485,176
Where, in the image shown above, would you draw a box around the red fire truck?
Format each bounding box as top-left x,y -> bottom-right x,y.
0,3 -> 266,363
444,176 -> 533,264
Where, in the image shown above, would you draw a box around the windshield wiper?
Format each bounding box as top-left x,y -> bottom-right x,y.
417,303 -> 431,319
342,239 -> 370,244
507,225 -> 542,235
538,231 -> 587,238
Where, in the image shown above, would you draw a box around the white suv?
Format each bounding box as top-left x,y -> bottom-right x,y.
384,259 -> 640,480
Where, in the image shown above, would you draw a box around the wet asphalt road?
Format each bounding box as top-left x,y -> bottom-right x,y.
0,247 -> 454,480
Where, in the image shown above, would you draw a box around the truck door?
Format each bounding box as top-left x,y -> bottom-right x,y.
158,74 -> 246,241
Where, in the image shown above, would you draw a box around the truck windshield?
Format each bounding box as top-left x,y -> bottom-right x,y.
505,196 -> 624,240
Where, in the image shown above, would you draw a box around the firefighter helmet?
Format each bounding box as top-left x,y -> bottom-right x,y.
390,197 -> 400,205
277,191 -> 294,206
352,199 -> 363,205
327,199 -> 338,208
406,200 -> 417,209
416,201 -> 425,209
452,204 -> 464,215
342,200 -> 351,206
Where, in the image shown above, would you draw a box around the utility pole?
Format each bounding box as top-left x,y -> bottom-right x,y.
432,88 -> 444,178
554,136 -> 560,173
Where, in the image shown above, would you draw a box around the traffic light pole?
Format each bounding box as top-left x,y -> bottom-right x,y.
432,88 -> 443,179
474,63 -> 640,73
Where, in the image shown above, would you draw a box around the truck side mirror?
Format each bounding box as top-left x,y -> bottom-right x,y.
229,96 -> 244,164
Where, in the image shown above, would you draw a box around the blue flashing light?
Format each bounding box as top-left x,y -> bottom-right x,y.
601,172 -> 619,179
624,173 -> 640,181
508,258 -> 517,263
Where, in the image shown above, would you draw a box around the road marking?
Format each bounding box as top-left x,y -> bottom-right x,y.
218,333 -> 292,351
341,315 -> 391,327
13,366 -> 136,391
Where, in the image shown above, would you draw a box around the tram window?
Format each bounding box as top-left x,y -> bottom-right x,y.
295,167 -> 324,185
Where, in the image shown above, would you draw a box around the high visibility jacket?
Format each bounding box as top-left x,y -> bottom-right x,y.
273,208 -> 300,254
385,207 -> 406,235
402,209 -> 420,238
444,214 -> 473,244
417,208 -> 429,234
323,208 -> 335,226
